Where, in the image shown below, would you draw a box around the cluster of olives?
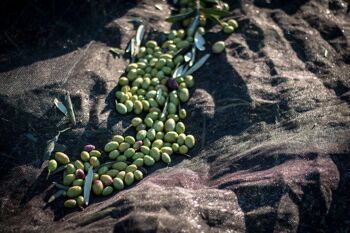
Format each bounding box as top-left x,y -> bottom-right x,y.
47,0 -> 236,208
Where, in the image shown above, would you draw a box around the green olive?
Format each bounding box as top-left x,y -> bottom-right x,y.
100,174 -> 113,186
116,171 -> 126,180
74,160 -> 84,170
116,103 -> 127,114
150,147 -> 161,161
76,196 -> 84,206
80,151 -> 90,162
179,109 -> 187,119
143,138 -> 152,147
165,118 -> 176,132
136,130 -> 147,141
73,179 -> 84,186
140,146 -> 150,155
90,150 -> 101,158
102,186 -> 114,196
144,155 -> 155,166
156,132 -> 164,140
118,142 -> 130,152
104,141 -> 119,152
66,163 -> 76,174
134,100 -> 143,114
161,146 -> 173,156
125,136 -> 136,145
136,123 -> 147,131
112,135 -> 124,143
89,156 -> 100,168
113,177 -> 124,190
179,145 -> 189,154
133,158 -> 144,167
152,139 -> 164,149
164,131 -> 178,143
92,180 -> 104,196
172,143 -> 180,152
48,159 -> 57,173
144,117 -> 154,128
185,135 -> 195,148
106,169 -> 119,178
223,25 -> 234,34
109,150 -> 120,160
177,133 -> 186,145
147,128 -> 156,141
134,170 -> 144,181
54,152 -> 70,164
227,19 -> 239,29
98,166 -> 109,176
124,148 -> 136,158
212,41 -> 225,54
178,88 -> 190,102
63,174 -> 76,186
124,172 -> 135,186
64,199 -> 77,208
67,186 -> 82,198
116,155 -> 127,162
161,152 -> 171,165
112,162 -> 128,171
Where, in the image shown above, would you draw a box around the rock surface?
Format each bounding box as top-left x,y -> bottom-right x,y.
0,0 -> 350,232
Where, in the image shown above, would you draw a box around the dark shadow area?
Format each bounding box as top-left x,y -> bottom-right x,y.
0,0 -> 137,72
253,0 -> 309,15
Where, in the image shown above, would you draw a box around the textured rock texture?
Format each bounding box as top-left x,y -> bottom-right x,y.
0,0 -> 349,232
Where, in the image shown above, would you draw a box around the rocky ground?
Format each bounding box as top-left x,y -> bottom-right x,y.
0,0 -> 350,232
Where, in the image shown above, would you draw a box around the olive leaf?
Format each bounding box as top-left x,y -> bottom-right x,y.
54,98 -> 67,115
42,128 -> 70,162
93,161 -> 115,172
125,39 -> 132,53
160,97 -> 169,121
50,165 -> 67,176
48,189 -> 66,203
194,32 -> 205,51
130,38 -> 137,62
207,15 -> 223,26
165,10 -> 196,23
135,24 -> 145,47
155,4 -> 163,10
128,17 -> 143,25
65,91 -> 76,126
53,182 -> 69,190
185,54 -> 210,75
184,51 -> 192,62
156,88 -> 163,102
188,14 -> 200,35
84,166 -> 94,206
201,8 -> 230,17
190,46 -> 196,67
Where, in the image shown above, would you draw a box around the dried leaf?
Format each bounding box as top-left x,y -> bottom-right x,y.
48,189 -> 65,203
165,10 -> 196,23
185,54 -> 210,75
65,92 -> 76,126
84,166 -> 94,206
194,32 -> 205,51
155,4 -> 163,10
54,98 -> 68,115
109,47 -> 124,57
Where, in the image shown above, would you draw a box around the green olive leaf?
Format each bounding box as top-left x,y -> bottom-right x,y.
185,54 -> 210,75
165,10 -> 196,23
201,8 -> 230,17
50,165 -> 67,176
135,24 -> 145,47
84,166 -> 94,206
194,32 -> 205,51
184,51 -> 192,62
188,14 -> 200,35
190,46 -> 196,67
156,88 -> 163,102
48,189 -> 66,203
161,97 -> 169,121
207,15 -> 224,26
53,182 -> 69,191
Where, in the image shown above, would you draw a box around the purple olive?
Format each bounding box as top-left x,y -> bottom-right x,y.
167,78 -> 179,91
84,144 -> 95,152
133,140 -> 143,150
76,169 -> 85,179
